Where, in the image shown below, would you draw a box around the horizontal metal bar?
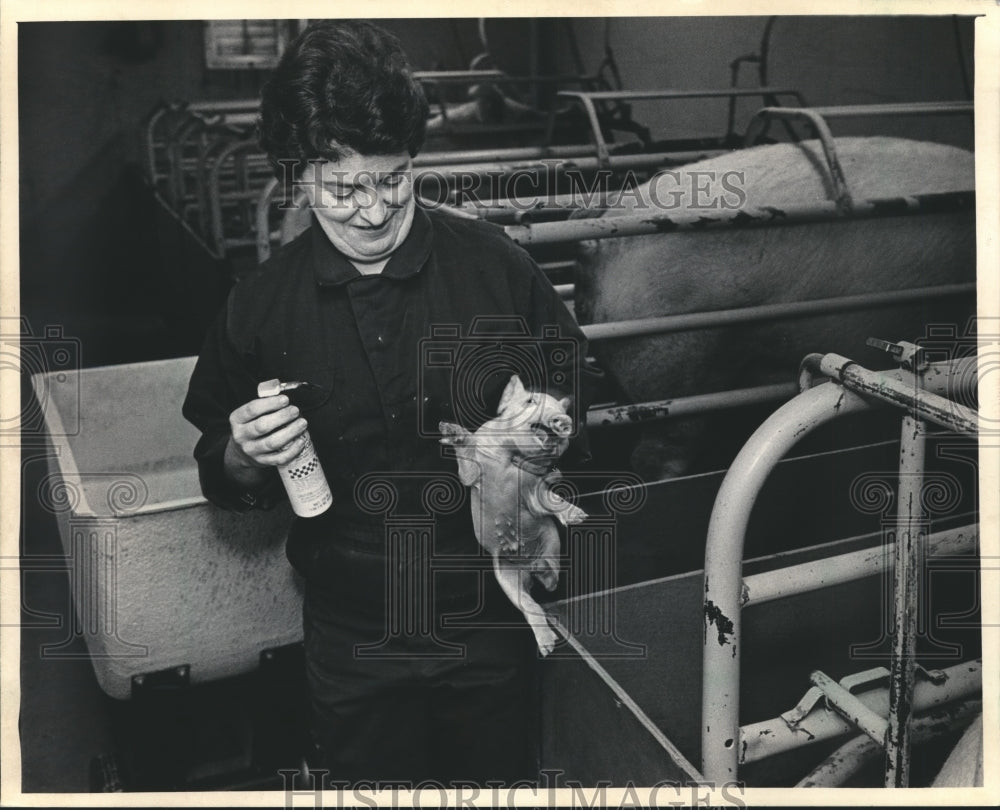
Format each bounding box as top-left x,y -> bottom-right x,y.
799,101 -> 974,118
161,156 -> 271,176
584,356 -> 976,430
586,383 -> 797,427
558,87 -> 804,102
504,189 -> 975,245
220,237 -> 259,249
742,525 -> 977,606
796,698 -> 982,787
580,282 -> 976,342
740,659 -> 982,765
486,73 -> 602,85
809,670 -> 890,744
193,111 -> 257,128
414,150 -> 721,182
536,261 -> 577,273
414,70 -> 505,81
182,98 -> 260,113
424,121 -> 548,137
452,192 -> 598,211
414,144 -> 596,167
819,353 -> 980,435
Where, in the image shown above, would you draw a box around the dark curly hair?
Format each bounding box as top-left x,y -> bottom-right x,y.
258,20 -> 429,179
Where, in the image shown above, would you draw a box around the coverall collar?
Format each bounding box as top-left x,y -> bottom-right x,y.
311,205 -> 434,286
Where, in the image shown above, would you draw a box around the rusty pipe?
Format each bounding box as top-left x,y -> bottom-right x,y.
818,353 -> 979,436
885,411 -> 926,786
504,189 -> 975,246
742,659 -> 982,766
586,382 -> 797,427
796,698 -> 981,787
701,357 -> 978,783
413,150 -> 724,185
414,144 -> 597,167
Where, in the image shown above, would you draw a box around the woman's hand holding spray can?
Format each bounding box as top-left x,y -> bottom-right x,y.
255,379 -> 333,517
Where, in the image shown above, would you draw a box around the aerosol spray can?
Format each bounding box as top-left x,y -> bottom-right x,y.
257,378 -> 333,518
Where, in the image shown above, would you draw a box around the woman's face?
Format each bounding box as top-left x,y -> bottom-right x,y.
298,150 -> 415,266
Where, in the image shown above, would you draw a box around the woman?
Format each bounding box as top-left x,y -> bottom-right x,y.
183,19 -> 589,786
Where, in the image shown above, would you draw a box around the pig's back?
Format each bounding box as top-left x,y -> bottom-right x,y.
619,137 -> 974,215
577,136 -> 977,404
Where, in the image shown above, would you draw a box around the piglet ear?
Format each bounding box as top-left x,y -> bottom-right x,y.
558,396 -> 573,412
497,374 -> 525,416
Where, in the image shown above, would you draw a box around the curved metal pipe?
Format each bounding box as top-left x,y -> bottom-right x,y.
701,357 -> 978,782
797,352 -> 827,391
207,138 -> 259,257
743,107 -> 853,210
701,381 -> 871,781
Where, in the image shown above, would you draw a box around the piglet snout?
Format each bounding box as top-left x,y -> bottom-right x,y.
548,413 -> 572,437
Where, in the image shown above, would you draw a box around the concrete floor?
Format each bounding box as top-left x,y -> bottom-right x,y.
19,448 -> 116,792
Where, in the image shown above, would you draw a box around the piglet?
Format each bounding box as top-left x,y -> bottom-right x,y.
440,374 -> 587,655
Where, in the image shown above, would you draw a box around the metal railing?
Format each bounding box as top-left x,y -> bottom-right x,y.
503,188 -> 975,246
555,87 -> 807,168
700,349 -> 980,785
742,103 -> 975,211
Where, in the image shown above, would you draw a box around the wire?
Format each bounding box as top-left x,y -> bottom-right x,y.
564,18 -> 586,76
758,15 -> 777,87
449,19 -> 469,69
478,18 -> 490,57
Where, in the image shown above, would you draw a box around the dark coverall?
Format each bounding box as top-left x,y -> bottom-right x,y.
182,206 -> 590,785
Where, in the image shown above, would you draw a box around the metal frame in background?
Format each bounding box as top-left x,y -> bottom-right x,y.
553,87 -> 806,169
742,102 -> 974,211
142,98 -> 260,193
700,350 -> 981,786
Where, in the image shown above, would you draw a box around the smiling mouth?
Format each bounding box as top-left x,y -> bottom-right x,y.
531,423 -> 559,451
356,221 -> 391,233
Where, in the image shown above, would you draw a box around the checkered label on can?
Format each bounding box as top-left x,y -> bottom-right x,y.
287,458 -> 319,479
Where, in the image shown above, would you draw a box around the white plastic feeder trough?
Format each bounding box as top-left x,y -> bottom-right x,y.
31,356 -> 302,700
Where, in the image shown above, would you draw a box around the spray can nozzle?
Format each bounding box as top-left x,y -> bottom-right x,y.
257,379 -> 327,398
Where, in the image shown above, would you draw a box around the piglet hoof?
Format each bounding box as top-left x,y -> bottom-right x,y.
532,565 -> 558,592
438,422 -> 468,445
534,624 -> 558,657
